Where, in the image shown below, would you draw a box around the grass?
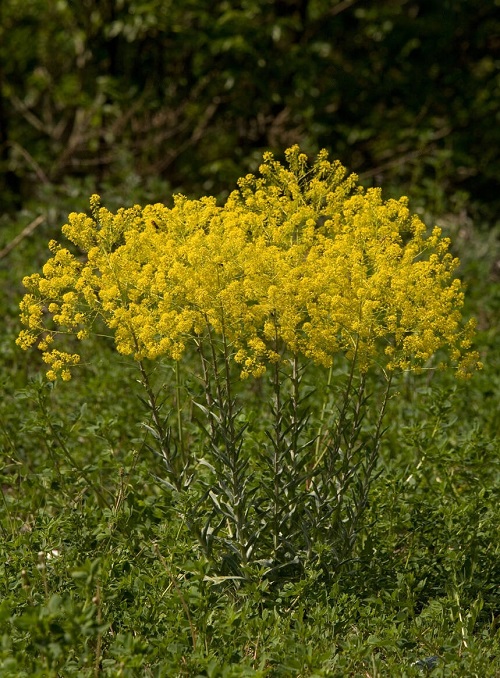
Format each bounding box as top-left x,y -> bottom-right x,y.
0,199 -> 499,677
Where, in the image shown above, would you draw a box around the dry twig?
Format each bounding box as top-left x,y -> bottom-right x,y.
0,215 -> 45,260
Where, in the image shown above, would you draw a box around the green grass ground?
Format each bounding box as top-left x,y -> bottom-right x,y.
0,203 -> 499,677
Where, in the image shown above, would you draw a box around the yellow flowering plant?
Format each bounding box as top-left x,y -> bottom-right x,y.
17,146 -> 480,576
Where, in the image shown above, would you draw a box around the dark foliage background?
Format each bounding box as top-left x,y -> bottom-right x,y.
1,0 -> 499,220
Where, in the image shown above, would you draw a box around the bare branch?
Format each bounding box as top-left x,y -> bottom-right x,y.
9,93 -> 49,135
329,0 -> 359,18
0,215 -> 45,260
7,141 -> 50,184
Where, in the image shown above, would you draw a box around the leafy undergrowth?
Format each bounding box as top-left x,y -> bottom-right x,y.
1,214 -> 499,677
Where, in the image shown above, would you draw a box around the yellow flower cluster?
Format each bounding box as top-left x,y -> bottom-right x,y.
17,146 -> 480,379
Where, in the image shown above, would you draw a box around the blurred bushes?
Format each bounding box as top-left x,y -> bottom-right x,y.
0,0 -> 499,219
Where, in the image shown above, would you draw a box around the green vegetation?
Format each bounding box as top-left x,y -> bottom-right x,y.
1,155 -> 499,675
1,1 -> 499,675
1,0 -> 499,220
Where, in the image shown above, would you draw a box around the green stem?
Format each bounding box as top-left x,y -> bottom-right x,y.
268,317 -> 291,557
343,371 -> 394,548
220,314 -> 248,564
272,356 -> 282,556
290,354 -> 300,463
205,308 -> 248,564
175,360 -> 184,457
314,364 -> 332,461
312,336 -> 360,473
37,390 -> 111,509
195,335 -> 217,440
137,358 -> 182,490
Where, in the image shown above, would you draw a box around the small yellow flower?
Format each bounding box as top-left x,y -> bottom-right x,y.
16,148 -> 480,381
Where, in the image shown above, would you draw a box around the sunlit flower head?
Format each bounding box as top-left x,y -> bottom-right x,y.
17,146 -> 480,380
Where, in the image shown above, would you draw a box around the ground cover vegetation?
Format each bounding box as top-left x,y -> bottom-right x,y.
1,147 -> 499,676
1,1 -> 499,676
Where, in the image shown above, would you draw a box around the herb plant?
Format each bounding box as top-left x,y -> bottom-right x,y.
16,147 -> 480,579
